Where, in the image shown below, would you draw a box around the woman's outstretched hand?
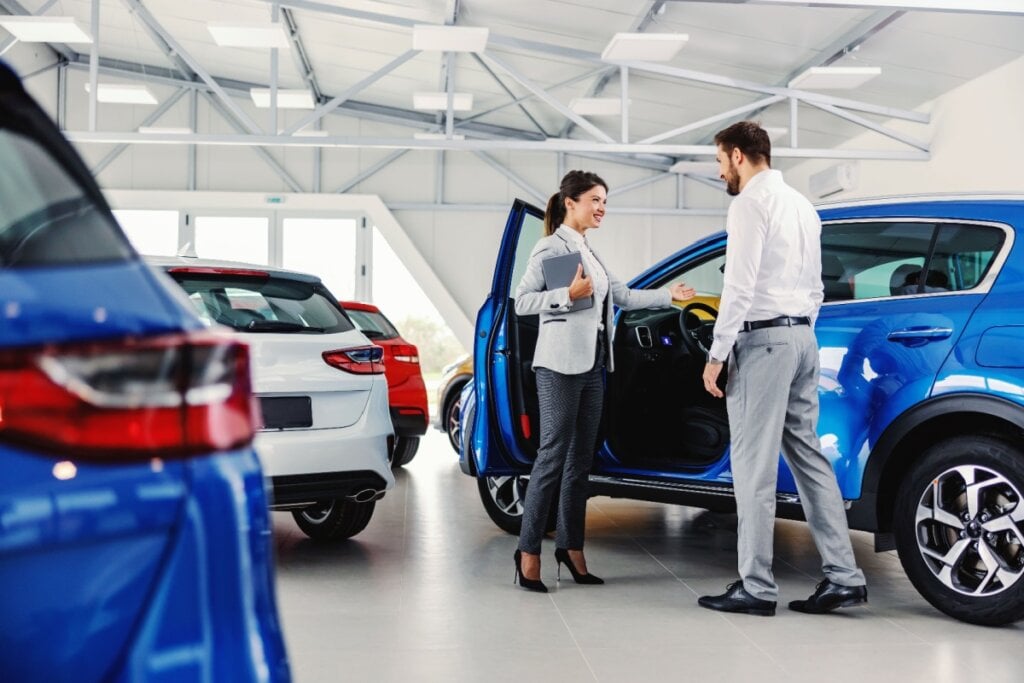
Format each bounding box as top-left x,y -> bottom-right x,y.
568,264 -> 593,301
669,282 -> 697,302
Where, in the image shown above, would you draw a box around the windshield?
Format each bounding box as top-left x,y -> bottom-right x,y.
169,273 -> 355,334
0,130 -> 133,268
345,309 -> 399,340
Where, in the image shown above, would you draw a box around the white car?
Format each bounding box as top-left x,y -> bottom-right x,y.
150,256 -> 395,541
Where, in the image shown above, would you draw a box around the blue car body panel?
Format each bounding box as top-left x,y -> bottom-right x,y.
469,196 -> 1024,529
0,63 -> 289,682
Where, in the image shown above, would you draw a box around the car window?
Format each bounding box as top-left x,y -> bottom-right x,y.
821,222 -> 936,301
508,211 -> 545,297
169,274 -> 355,333
822,221 -> 1005,301
346,309 -> 399,340
665,252 -> 726,299
931,224 -> 1004,292
0,130 -> 133,268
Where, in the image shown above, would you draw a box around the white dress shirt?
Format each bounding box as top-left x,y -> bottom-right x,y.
558,224 -> 609,330
709,169 -> 824,362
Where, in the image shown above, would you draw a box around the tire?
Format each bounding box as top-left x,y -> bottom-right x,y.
893,435 -> 1024,626
392,436 -> 419,468
477,475 -> 557,536
444,382 -> 467,453
291,499 -> 375,541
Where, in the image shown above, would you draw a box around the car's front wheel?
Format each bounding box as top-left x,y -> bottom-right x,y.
477,475 -> 556,536
291,499 -> 375,541
894,435 -> 1024,625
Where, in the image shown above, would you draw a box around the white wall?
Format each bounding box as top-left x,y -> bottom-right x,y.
786,55 -> 1024,200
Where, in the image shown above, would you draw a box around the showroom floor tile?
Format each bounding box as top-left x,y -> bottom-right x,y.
272,431 -> 1022,683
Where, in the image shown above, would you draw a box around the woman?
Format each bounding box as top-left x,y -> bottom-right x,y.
513,170 -> 695,592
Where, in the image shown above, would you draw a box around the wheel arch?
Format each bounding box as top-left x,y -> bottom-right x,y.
864,394 -> 1024,533
441,374 -> 472,417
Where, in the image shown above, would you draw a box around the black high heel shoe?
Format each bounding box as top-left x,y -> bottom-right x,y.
513,549 -> 548,593
554,548 -> 604,585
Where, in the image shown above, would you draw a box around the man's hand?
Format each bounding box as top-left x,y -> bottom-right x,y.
703,361 -> 725,398
669,282 -> 696,302
568,264 -> 593,301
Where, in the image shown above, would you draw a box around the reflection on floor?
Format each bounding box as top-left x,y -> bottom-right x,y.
273,430 -> 1022,683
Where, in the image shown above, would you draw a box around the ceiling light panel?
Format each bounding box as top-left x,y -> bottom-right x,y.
207,23 -> 291,49
601,33 -> 688,62
412,25 -> 489,52
788,66 -> 881,90
0,16 -> 92,43
84,83 -> 158,105
249,88 -> 315,109
569,97 -> 623,117
412,92 -> 473,111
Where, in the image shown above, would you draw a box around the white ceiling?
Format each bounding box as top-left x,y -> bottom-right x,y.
10,0 -> 1024,159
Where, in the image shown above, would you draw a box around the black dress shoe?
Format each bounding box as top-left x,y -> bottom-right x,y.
789,579 -> 867,614
698,581 -> 776,616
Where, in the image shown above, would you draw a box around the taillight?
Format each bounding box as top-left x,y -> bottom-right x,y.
0,332 -> 257,461
392,344 -> 419,364
323,346 -> 385,374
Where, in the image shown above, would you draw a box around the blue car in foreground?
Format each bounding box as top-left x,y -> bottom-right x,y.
462,196 -> 1024,626
0,64 -> 289,680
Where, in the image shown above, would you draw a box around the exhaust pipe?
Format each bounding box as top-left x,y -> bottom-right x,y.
348,488 -> 385,503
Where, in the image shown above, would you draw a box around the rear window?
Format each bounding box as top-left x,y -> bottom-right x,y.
345,309 -> 399,340
169,273 -> 355,334
0,130 -> 133,268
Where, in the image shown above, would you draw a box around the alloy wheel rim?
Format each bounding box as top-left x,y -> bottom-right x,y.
447,398 -> 462,449
486,475 -> 528,517
915,464 -> 1024,596
301,502 -> 333,524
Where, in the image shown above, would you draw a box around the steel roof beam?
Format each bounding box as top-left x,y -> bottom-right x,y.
671,1 -> 1024,15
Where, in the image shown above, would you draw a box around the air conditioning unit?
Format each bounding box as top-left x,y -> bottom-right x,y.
809,162 -> 858,198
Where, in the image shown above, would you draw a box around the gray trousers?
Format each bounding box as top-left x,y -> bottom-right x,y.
518,342 -> 604,554
727,324 -> 865,600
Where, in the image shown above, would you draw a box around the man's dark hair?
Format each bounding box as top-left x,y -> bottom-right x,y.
714,121 -> 771,167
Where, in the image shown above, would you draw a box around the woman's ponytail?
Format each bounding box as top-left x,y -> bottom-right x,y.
543,192 -> 564,236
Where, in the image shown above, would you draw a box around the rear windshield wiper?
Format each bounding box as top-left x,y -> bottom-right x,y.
245,320 -> 324,333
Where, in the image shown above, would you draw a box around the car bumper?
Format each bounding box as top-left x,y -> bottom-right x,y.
391,406 -> 428,437
254,380 -> 395,493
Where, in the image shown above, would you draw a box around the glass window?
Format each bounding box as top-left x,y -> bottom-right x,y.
929,224 -> 1004,293
194,215 -> 269,265
113,209 -> 179,256
282,217 -> 356,299
821,222 -> 935,301
665,252 -> 726,298
0,130 -> 133,268
821,221 -> 1006,301
345,308 -> 399,340
168,273 -> 354,334
509,211 -> 545,297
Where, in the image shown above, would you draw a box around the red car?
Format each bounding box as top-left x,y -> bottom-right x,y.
341,301 -> 428,466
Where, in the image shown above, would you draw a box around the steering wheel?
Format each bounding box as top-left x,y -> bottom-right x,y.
678,302 -> 718,357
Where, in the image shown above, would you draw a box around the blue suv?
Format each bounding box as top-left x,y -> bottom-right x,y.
461,196 -> 1024,626
0,65 -> 290,680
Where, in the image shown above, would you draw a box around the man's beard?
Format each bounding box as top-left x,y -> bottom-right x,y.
724,164 -> 741,196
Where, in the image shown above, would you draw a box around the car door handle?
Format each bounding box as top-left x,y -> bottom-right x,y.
887,327 -> 954,343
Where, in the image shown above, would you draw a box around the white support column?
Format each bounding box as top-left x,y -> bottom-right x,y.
270,2 -> 280,135
88,0 -> 99,132
790,97 -> 799,148
436,151 -> 445,203
355,216 -> 372,301
444,52 -> 455,138
188,89 -> 198,190
620,65 -> 629,144
677,173 -> 685,209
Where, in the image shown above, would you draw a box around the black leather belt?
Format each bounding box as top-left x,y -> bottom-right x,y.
741,316 -> 810,333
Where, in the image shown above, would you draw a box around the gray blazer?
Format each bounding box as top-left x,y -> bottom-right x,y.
514,230 -> 672,375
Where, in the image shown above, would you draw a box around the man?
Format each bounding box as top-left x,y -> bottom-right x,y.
697,121 -> 868,617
